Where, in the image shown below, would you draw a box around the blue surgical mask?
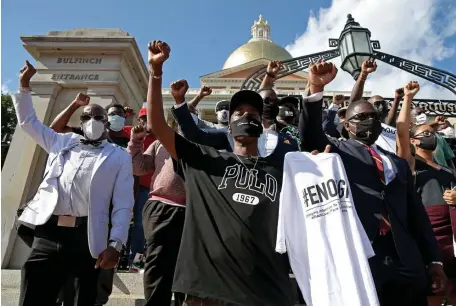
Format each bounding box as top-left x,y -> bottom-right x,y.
108,115 -> 125,132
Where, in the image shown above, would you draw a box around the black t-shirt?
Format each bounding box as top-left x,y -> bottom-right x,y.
415,159 -> 456,207
172,134 -> 293,306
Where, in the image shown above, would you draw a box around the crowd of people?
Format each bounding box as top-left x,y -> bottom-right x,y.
11,38 -> 456,306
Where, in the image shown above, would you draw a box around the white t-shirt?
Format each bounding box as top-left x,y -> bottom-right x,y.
375,123 -> 396,154
276,152 -> 379,306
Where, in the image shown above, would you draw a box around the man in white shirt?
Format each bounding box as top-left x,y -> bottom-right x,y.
15,61 -> 134,306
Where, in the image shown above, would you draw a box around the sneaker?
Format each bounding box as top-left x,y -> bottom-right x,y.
129,253 -> 144,273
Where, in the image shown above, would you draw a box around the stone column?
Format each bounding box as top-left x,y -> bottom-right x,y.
1,29 -> 148,268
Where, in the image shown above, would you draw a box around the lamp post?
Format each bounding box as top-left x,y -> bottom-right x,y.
241,14 -> 456,95
335,14 -> 376,80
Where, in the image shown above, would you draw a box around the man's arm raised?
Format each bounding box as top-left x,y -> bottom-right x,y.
50,93 -> 90,133
349,60 -> 376,103
146,40 -> 177,159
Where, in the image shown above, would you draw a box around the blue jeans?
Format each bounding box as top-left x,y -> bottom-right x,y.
129,186 -> 149,262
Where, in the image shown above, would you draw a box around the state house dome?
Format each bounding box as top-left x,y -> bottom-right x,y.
222,15 -> 293,70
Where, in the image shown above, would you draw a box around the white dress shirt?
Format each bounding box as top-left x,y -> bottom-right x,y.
53,140 -> 107,216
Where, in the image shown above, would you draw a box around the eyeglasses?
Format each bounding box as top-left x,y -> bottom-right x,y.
80,114 -> 106,122
412,131 -> 434,138
347,112 -> 380,122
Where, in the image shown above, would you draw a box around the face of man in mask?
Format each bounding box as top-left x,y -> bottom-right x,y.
80,105 -> 109,141
278,102 -> 298,124
107,105 -> 126,132
215,101 -> 230,125
229,104 -> 263,145
368,96 -> 388,123
410,124 -> 438,152
344,101 -> 383,145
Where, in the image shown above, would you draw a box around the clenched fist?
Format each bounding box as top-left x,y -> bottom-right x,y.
395,88 -> 404,99
19,60 -> 36,88
404,81 -> 420,97
124,106 -> 134,117
308,61 -> 338,88
267,61 -> 282,77
131,125 -> 147,141
171,79 -> 189,104
361,60 -> 377,75
72,93 -> 90,107
333,94 -> 345,105
199,86 -> 212,98
148,41 -> 171,70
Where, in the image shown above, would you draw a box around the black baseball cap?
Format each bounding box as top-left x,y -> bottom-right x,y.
277,96 -> 299,107
229,90 -> 263,119
215,100 -> 230,112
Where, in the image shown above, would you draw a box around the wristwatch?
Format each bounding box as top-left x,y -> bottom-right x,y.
108,240 -> 123,252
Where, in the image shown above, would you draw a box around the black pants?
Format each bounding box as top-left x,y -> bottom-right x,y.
19,219 -> 99,306
95,268 -> 114,305
371,236 -> 428,306
143,200 -> 186,306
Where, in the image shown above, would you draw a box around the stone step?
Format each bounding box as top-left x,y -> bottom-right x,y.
2,269 -> 304,306
1,269 -> 148,306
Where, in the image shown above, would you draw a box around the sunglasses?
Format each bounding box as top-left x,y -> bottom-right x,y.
412,131 -> 434,138
347,112 -> 380,122
80,114 -> 106,122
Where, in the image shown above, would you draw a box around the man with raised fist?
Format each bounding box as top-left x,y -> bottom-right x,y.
300,61 -> 445,306
146,40 -> 295,306
14,60 -> 134,306
127,119 -> 186,306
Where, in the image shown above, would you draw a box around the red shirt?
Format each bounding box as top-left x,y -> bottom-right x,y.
123,126 -> 156,189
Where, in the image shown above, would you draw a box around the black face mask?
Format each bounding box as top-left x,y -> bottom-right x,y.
348,118 -> 382,145
278,106 -> 295,119
263,103 -> 279,121
230,115 -> 263,138
415,134 -> 437,151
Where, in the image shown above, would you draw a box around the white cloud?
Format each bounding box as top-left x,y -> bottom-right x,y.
1,79 -> 11,94
286,0 -> 456,99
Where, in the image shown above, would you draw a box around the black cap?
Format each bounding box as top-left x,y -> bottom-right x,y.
229,90 -> 263,119
277,96 -> 299,107
215,100 -> 230,112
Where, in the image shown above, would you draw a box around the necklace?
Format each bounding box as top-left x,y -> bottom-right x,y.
234,154 -> 259,177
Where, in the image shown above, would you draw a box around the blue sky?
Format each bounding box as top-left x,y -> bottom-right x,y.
2,0 -> 455,97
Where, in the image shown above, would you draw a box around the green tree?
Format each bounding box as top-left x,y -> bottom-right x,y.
1,93 -> 17,167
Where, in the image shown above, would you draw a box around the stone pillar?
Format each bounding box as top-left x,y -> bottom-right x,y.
1,29 -> 148,268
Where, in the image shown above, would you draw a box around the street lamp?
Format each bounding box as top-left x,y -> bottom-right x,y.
241,14 -> 456,95
337,14 -> 375,80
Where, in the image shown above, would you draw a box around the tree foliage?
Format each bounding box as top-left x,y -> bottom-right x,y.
1,93 -> 16,167
1,93 -> 17,142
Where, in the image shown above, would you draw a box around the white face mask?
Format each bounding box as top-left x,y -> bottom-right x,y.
191,113 -> 199,124
415,113 -> 427,125
108,115 -> 125,132
216,110 -> 229,123
82,119 -> 106,140
441,126 -> 455,138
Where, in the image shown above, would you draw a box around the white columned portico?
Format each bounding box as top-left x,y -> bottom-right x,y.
1,29 -> 148,268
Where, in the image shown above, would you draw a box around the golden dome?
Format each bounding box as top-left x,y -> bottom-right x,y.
222,15 -> 292,70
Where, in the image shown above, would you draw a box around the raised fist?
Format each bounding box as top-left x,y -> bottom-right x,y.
131,125 -> 147,141
19,60 -> 36,88
148,40 -> 171,68
361,60 -> 377,75
267,61 -> 282,77
395,88 -> 404,99
404,81 -> 420,97
199,86 -> 212,97
73,93 -> 90,107
124,106 -> 134,117
308,61 -> 338,88
171,79 -> 189,103
333,94 -> 345,105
